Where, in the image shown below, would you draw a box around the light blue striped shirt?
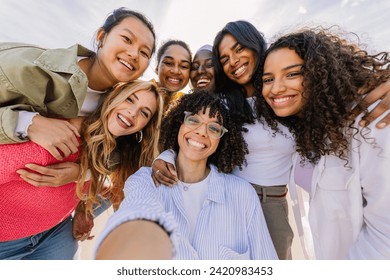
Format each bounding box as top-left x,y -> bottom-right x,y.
94,165 -> 278,260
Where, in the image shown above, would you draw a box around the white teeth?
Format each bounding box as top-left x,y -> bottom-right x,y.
188,139 -> 205,148
119,59 -> 134,70
168,78 -> 180,84
197,78 -> 210,87
234,65 -> 246,76
273,96 -> 292,103
118,114 -> 131,127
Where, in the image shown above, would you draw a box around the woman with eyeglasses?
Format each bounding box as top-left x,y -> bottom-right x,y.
94,91 -> 277,259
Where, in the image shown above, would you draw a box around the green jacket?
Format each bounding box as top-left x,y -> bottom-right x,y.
0,43 -> 95,143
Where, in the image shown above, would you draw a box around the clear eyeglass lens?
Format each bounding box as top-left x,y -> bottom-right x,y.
184,112 -> 225,139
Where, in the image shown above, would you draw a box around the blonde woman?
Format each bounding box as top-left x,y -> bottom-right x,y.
0,80 -> 163,259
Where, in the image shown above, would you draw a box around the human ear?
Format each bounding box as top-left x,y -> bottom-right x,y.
96,28 -> 106,48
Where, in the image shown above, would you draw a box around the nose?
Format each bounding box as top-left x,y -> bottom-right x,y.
229,53 -> 239,66
197,64 -> 206,74
127,105 -> 139,119
194,122 -> 208,137
127,47 -> 139,61
170,64 -> 181,74
270,78 -> 287,95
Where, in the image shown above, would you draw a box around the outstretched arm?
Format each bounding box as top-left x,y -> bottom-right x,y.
96,220 -> 172,260
93,167 -> 178,259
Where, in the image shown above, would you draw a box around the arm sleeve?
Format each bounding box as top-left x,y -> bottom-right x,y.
347,108 -> 390,259
153,149 -> 177,165
0,104 -> 37,143
15,111 -> 39,139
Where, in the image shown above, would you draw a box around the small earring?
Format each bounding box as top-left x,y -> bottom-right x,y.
136,131 -> 143,143
98,41 -> 102,48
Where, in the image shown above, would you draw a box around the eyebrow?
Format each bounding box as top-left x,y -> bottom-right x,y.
219,41 -> 239,59
132,93 -> 153,116
122,28 -> 152,53
163,55 -> 190,64
263,63 -> 303,76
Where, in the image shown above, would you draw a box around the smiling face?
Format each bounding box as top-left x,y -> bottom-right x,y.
107,89 -> 158,137
177,107 -> 221,164
262,48 -> 305,117
157,44 -> 191,93
95,16 -> 155,87
190,49 -> 215,91
218,33 -> 256,88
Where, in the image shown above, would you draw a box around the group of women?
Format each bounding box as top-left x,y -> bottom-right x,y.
0,6 -> 389,260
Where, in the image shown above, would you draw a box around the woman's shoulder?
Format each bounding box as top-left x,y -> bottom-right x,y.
125,167 -> 153,184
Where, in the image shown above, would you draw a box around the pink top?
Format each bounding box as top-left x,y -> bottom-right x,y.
0,141 -> 81,241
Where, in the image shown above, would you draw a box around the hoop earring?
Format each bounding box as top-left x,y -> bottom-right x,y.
136,131 -> 143,143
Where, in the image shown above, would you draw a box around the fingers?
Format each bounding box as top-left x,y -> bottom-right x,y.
28,116 -> 80,160
74,231 -> 94,241
21,162 -> 80,186
47,146 -> 64,161
360,107 -> 390,128
375,113 -> 390,128
65,121 -> 81,138
152,172 -> 160,187
357,80 -> 390,128
16,169 -> 54,187
166,163 -> 178,178
23,164 -> 55,176
154,168 -> 177,186
55,143 -> 73,159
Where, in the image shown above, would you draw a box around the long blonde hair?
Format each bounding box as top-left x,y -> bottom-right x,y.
76,80 -> 164,214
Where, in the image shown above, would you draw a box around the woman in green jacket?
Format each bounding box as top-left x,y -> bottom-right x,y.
0,7 -> 156,165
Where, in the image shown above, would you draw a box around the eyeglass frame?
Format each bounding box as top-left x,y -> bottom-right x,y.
183,111 -> 228,139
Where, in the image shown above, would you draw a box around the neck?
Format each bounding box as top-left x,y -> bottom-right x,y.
78,57 -> 112,91
244,83 -> 256,97
175,152 -> 210,184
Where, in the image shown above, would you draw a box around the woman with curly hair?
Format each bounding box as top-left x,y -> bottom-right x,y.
259,27 -> 390,259
152,21 -> 390,260
95,91 -> 277,260
0,80 -> 163,259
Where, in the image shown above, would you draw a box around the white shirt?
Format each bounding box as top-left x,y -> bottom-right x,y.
233,98 -> 296,186
290,105 -> 390,259
94,165 -> 278,260
179,174 -> 210,242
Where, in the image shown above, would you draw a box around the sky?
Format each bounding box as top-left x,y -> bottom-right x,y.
0,0 -> 389,81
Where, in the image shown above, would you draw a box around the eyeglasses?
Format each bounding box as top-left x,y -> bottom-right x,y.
183,111 -> 228,139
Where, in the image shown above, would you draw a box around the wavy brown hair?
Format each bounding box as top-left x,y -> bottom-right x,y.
160,90 -> 248,173
76,80 -> 164,214
255,27 -> 390,164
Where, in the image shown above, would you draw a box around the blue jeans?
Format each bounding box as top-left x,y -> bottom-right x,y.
0,216 -> 78,260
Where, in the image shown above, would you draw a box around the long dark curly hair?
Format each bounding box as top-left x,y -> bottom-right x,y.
255,27 -> 390,164
160,90 -> 248,173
